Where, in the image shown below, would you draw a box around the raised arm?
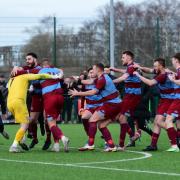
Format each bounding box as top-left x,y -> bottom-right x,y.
69,88 -> 97,97
113,73 -> 129,83
133,63 -> 154,74
26,73 -> 62,81
133,71 -> 157,86
168,73 -> 180,85
109,67 -> 126,73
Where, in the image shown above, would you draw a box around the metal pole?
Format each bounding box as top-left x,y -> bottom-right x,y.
53,16 -> 57,66
110,0 -> 115,67
156,17 -> 160,57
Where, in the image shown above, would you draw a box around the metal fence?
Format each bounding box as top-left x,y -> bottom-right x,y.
0,16 -> 179,76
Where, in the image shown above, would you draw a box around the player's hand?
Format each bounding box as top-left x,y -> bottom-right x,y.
52,72 -> 64,79
78,108 -> 85,116
109,67 -> 115,71
68,88 -> 79,97
133,71 -> 140,76
133,63 -> 141,69
168,73 -> 176,81
11,66 -> 23,76
29,85 -> 34,92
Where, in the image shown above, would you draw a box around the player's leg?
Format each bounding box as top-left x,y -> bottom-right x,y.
118,96 -> 139,150
10,122 -> 29,152
42,111 -> 52,150
28,111 -> 40,148
143,115 -> 164,151
81,110 -> 93,136
176,120 -> 180,148
9,100 -> 29,152
98,119 -> 117,152
48,119 -> 69,152
136,117 -> 153,136
45,94 -> 69,152
0,115 -> 9,139
86,111 -> 103,148
118,114 -> 131,150
165,115 -> 179,152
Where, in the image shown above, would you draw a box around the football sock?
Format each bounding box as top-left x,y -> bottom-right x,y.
151,132 -> 160,147
167,127 -> 177,146
99,127 -> 115,148
119,123 -> 129,147
88,122 -> 97,146
82,118 -> 89,136
50,125 -> 63,143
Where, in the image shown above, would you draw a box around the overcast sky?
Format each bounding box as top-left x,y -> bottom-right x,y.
0,0 -> 145,46
0,0 -> 145,17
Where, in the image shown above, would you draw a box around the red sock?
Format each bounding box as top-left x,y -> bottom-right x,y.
127,124 -> 134,137
119,123 -> 128,147
177,129 -> 180,138
50,126 -> 64,143
31,123 -> 38,141
88,122 -> 97,146
82,119 -> 89,136
45,123 -> 51,142
167,127 -> 177,146
151,132 -> 159,147
99,127 -> 115,148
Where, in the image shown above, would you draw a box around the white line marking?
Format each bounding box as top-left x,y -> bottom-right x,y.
70,164 -> 180,177
73,150 -> 152,165
0,158 -> 179,177
0,145 -> 151,164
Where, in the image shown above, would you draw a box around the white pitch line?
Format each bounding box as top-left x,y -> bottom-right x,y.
0,158 -> 179,177
69,164 -> 180,177
73,150 -> 152,165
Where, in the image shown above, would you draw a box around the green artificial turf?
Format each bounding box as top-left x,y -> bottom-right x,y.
0,124 -> 179,180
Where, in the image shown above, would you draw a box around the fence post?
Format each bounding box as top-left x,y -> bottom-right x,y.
53,16 -> 57,66
156,17 -> 160,57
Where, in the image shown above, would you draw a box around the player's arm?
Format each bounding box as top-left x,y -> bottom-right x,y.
133,71 -> 157,86
11,66 -> 24,76
168,73 -> 180,85
26,73 -> 63,81
72,76 -> 94,85
133,63 -> 154,74
109,67 -> 126,73
113,73 -> 129,83
69,88 -> 97,97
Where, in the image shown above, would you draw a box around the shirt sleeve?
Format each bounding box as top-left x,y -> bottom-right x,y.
127,66 -> 135,76
154,74 -> 166,84
26,74 -> 53,81
95,76 -> 106,90
177,69 -> 180,79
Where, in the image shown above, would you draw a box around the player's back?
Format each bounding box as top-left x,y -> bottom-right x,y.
7,75 -> 30,102
7,73 -> 53,101
38,67 -> 62,96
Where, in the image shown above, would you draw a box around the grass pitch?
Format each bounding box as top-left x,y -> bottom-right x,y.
0,124 -> 179,180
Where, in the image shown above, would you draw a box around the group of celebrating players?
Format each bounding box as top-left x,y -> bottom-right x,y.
4,50 -> 180,153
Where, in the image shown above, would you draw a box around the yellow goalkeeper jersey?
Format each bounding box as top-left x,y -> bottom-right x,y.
7,73 -> 53,102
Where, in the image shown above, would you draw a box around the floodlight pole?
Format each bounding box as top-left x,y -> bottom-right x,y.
110,0 -> 115,68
